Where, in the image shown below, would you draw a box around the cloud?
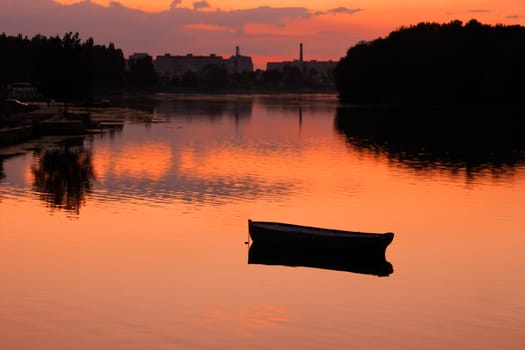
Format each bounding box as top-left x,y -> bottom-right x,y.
193,1 -> 210,10
0,0 -> 368,68
327,7 -> 363,15
184,23 -> 236,33
214,6 -> 312,27
505,14 -> 523,19
468,9 -> 491,13
170,0 -> 182,10
313,7 -> 363,16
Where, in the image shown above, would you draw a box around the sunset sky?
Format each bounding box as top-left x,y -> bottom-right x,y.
3,0 -> 525,68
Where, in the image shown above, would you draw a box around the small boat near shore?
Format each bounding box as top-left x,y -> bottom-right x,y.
248,219 -> 394,258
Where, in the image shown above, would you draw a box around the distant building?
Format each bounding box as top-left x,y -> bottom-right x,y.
154,46 -> 254,79
266,43 -> 337,84
225,46 -> 254,75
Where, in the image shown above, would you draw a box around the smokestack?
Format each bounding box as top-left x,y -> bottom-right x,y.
300,43 -> 303,63
236,45 -> 240,57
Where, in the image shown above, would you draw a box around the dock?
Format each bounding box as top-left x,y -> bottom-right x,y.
0,105 -> 123,148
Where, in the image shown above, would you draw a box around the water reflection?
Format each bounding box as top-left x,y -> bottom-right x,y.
256,94 -> 338,130
95,147 -> 299,207
154,94 -> 253,120
2,95 -> 525,350
334,105 -> 525,179
0,156 -> 5,180
31,138 -> 95,214
112,95 -> 157,113
248,243 -> 394,276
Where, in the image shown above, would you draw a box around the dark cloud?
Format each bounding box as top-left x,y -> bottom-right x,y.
193,1 -> 210,10
327,7 -> 363,15
505,14 -> 522,19
0,0 -> 366,68
313,7 -> 363,16
468,9 -> 491,13
170,0 -> 182,10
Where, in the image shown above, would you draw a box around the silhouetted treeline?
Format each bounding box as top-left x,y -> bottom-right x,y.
0,32 -> 125,103
163,64 -> 334,91
127,55 -> 157,86
335,19 -> 525,103
1,32 -> 335,99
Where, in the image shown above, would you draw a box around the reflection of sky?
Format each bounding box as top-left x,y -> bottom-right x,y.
2,96 -> 525,350
90,127 -> 304,206
77,95 -> 338,207
3,95 -> 525,210
0,154 -> 33,196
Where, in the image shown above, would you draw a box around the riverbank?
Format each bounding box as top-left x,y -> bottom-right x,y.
0,106 -> 62,146
0,104 -> 124,150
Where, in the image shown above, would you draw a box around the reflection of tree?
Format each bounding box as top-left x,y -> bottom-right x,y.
0,157 -> 5,180
334,105 -> 525,179
32,140 -> 95,214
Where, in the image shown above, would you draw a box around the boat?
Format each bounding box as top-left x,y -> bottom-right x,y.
248,242 -> 393,276
248,219 -> 394,258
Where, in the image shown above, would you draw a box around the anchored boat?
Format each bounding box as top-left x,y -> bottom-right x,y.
247,220 -> 395,276
248,219 -> 394,254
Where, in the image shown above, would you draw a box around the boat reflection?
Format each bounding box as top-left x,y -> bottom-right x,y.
334,105 -> 525,178
248,242 -> 394,277
31,138 -> 95,215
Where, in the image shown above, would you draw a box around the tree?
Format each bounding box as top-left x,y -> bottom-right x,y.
335,20 -> 525,103
126,55 -> 157,86
0,33 -> 126,106
202,64 -> 228,88
31,33 -> 125,107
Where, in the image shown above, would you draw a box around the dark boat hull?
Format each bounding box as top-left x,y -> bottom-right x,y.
248,220 -> 394,258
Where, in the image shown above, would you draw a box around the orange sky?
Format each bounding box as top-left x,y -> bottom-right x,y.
53,0 -> 525,19
54,1 -> 524,15
5,1 -> 525,68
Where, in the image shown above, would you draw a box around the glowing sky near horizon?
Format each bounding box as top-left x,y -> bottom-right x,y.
5,0 -> 525,68
53,0 -> 524,14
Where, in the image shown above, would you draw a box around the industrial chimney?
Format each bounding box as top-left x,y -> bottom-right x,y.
300,43 -> 303,63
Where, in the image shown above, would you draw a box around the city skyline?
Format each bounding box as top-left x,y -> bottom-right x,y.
3,1 -> 525,69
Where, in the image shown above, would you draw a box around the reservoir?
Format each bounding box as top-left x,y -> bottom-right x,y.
1,94 -> 524,349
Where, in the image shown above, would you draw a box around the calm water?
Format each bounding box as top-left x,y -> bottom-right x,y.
1,94 -> 524,349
